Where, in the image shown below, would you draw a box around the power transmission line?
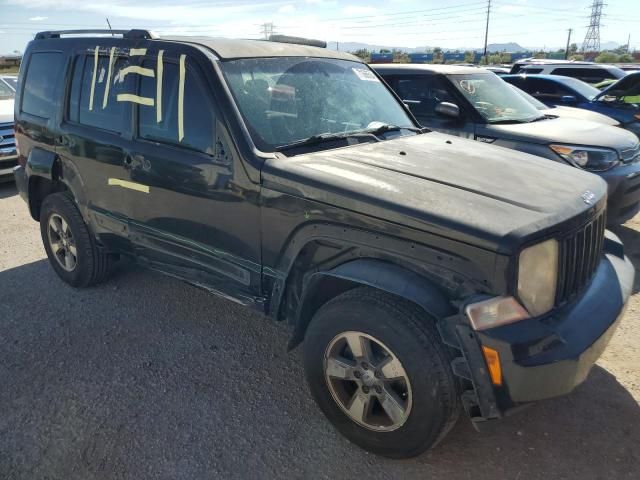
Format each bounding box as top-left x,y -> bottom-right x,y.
582,0 -> 604,52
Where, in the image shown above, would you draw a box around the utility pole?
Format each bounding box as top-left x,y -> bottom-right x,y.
260,22 -> 275,40
482,0 -> 491,64
106,17 -> 113,36
565,28 -> 572,59
627,33 -> 631,53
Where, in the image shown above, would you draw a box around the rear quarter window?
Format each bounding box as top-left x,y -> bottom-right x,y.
68,54 -> 129,133
22,52 -> 63,118
550,67 -> 608,84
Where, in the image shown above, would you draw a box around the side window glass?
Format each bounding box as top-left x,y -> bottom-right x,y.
22,52 -> 63,118
394,76 -> 454,118
138,57 -> 215,155
76,54 -> 128,132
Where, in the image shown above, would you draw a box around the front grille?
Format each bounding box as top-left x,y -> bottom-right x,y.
556,210 -> 606,305
0,122 -> 17,164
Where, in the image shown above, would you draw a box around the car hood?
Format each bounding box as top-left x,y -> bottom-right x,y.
262,132 -> 606,253
549,105 -> 619,126
0,99 -> 13,124
487,117 -> 638,153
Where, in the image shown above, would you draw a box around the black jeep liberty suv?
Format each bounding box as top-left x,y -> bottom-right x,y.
13,30 -> 634,458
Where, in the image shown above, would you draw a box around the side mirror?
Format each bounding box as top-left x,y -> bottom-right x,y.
435,102 -> 460,119
561,95 -> 577,104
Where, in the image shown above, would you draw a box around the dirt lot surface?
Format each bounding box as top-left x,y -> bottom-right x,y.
0,182 -> 639,479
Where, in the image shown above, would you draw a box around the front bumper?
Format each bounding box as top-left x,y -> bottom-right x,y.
447,232 -> 634,419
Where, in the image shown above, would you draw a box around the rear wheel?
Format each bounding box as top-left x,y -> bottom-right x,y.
40,193 -> 113,287
303,287 -> 460,458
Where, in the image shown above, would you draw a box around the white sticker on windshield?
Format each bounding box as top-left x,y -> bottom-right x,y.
352,68 -> 380,82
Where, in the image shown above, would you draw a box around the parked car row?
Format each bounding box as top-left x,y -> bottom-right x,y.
502,73 -> 640,139
8,31 -> 638,459
373,63 -> 640,224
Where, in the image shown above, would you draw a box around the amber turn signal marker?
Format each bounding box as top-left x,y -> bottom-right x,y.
482,346 -> 502,386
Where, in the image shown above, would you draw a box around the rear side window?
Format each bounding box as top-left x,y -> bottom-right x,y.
521,67 -> 543,74
550,67 -> 609,84
22,52 -> 63,118
68,54 -> 129,133
137,59 -> 215,155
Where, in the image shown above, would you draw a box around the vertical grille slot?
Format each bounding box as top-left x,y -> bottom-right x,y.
556,210 -> 605,305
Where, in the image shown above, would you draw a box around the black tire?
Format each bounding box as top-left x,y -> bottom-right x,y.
303,287 -> 460,458
40,192 -> 113,287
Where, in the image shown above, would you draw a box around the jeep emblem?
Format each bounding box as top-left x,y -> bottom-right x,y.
582,190 -> 596,205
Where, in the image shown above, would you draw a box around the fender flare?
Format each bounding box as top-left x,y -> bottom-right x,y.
25,147 -> 57,181
289,258 -> 454,349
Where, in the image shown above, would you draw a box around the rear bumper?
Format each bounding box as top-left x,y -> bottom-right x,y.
13,164 -> 28,202
450,231 -> 634,419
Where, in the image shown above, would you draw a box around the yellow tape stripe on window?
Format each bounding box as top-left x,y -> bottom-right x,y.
116,94 -> 155,106
89,46 -> 99,111
102,47 -> 116,109
107,178 -> 150,193
178,54 -> 186,141
157,50 -> 164,123
119,65 -> 155,79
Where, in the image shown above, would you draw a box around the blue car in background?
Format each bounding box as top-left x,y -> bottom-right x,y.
503,74 -> 640,138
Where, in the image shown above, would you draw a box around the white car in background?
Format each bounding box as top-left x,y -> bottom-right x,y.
0,81 -> 17,181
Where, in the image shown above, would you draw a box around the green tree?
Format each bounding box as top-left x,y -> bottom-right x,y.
464,51 -> 474,63
569,43 -> 578,55
352,48 -> 370,62
595,52 -> 620,63
433,47 -> 443,63
569,54 -> 584,61
619,53 -> 633,63
392,49 -> 409,63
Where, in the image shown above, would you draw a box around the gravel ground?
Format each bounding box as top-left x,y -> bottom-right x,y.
0,182 -> 639,480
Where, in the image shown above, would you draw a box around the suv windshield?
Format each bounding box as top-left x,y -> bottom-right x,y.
220,57 -> 415,151
449,73 -> 544,123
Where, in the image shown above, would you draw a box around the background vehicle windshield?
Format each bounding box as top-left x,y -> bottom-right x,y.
450,73 -> 543,123
2,77 -> 18,91
0,80 -> 14,100
556,77 -> 600,101
220,58 -> 414,151
597,73 -> 640,103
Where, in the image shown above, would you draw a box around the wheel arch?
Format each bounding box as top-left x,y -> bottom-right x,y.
25,148 -> 85,221
287,258 -> 455,350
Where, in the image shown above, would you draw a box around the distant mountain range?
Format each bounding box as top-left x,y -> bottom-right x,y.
328,40 -> 622,54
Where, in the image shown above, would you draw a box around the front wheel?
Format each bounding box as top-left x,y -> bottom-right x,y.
303,287 -> 460,458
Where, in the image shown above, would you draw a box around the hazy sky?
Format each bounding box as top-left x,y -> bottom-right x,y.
1,0 -> 638,54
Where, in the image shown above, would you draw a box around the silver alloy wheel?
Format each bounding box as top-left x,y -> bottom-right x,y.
324,331 -> 412,432
47,213 -> 78,272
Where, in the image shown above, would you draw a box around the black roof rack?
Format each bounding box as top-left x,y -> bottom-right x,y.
35,29 -> 158,40
268,35 -> 326,49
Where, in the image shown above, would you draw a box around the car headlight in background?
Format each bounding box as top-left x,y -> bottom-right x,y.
550,144 -> 619,171
517,239 -> 559,317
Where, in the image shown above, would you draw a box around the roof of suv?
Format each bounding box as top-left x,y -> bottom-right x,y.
371,63 -> 484,75
162,36 -> 361,62
33,32 -> 361,63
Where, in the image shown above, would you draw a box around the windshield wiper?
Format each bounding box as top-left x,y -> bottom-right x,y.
275,131 -> 376,152
364,124 -> 425,135
526,115 -> 551,123
275,124 -> 425,152
489,119 -> 527,125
